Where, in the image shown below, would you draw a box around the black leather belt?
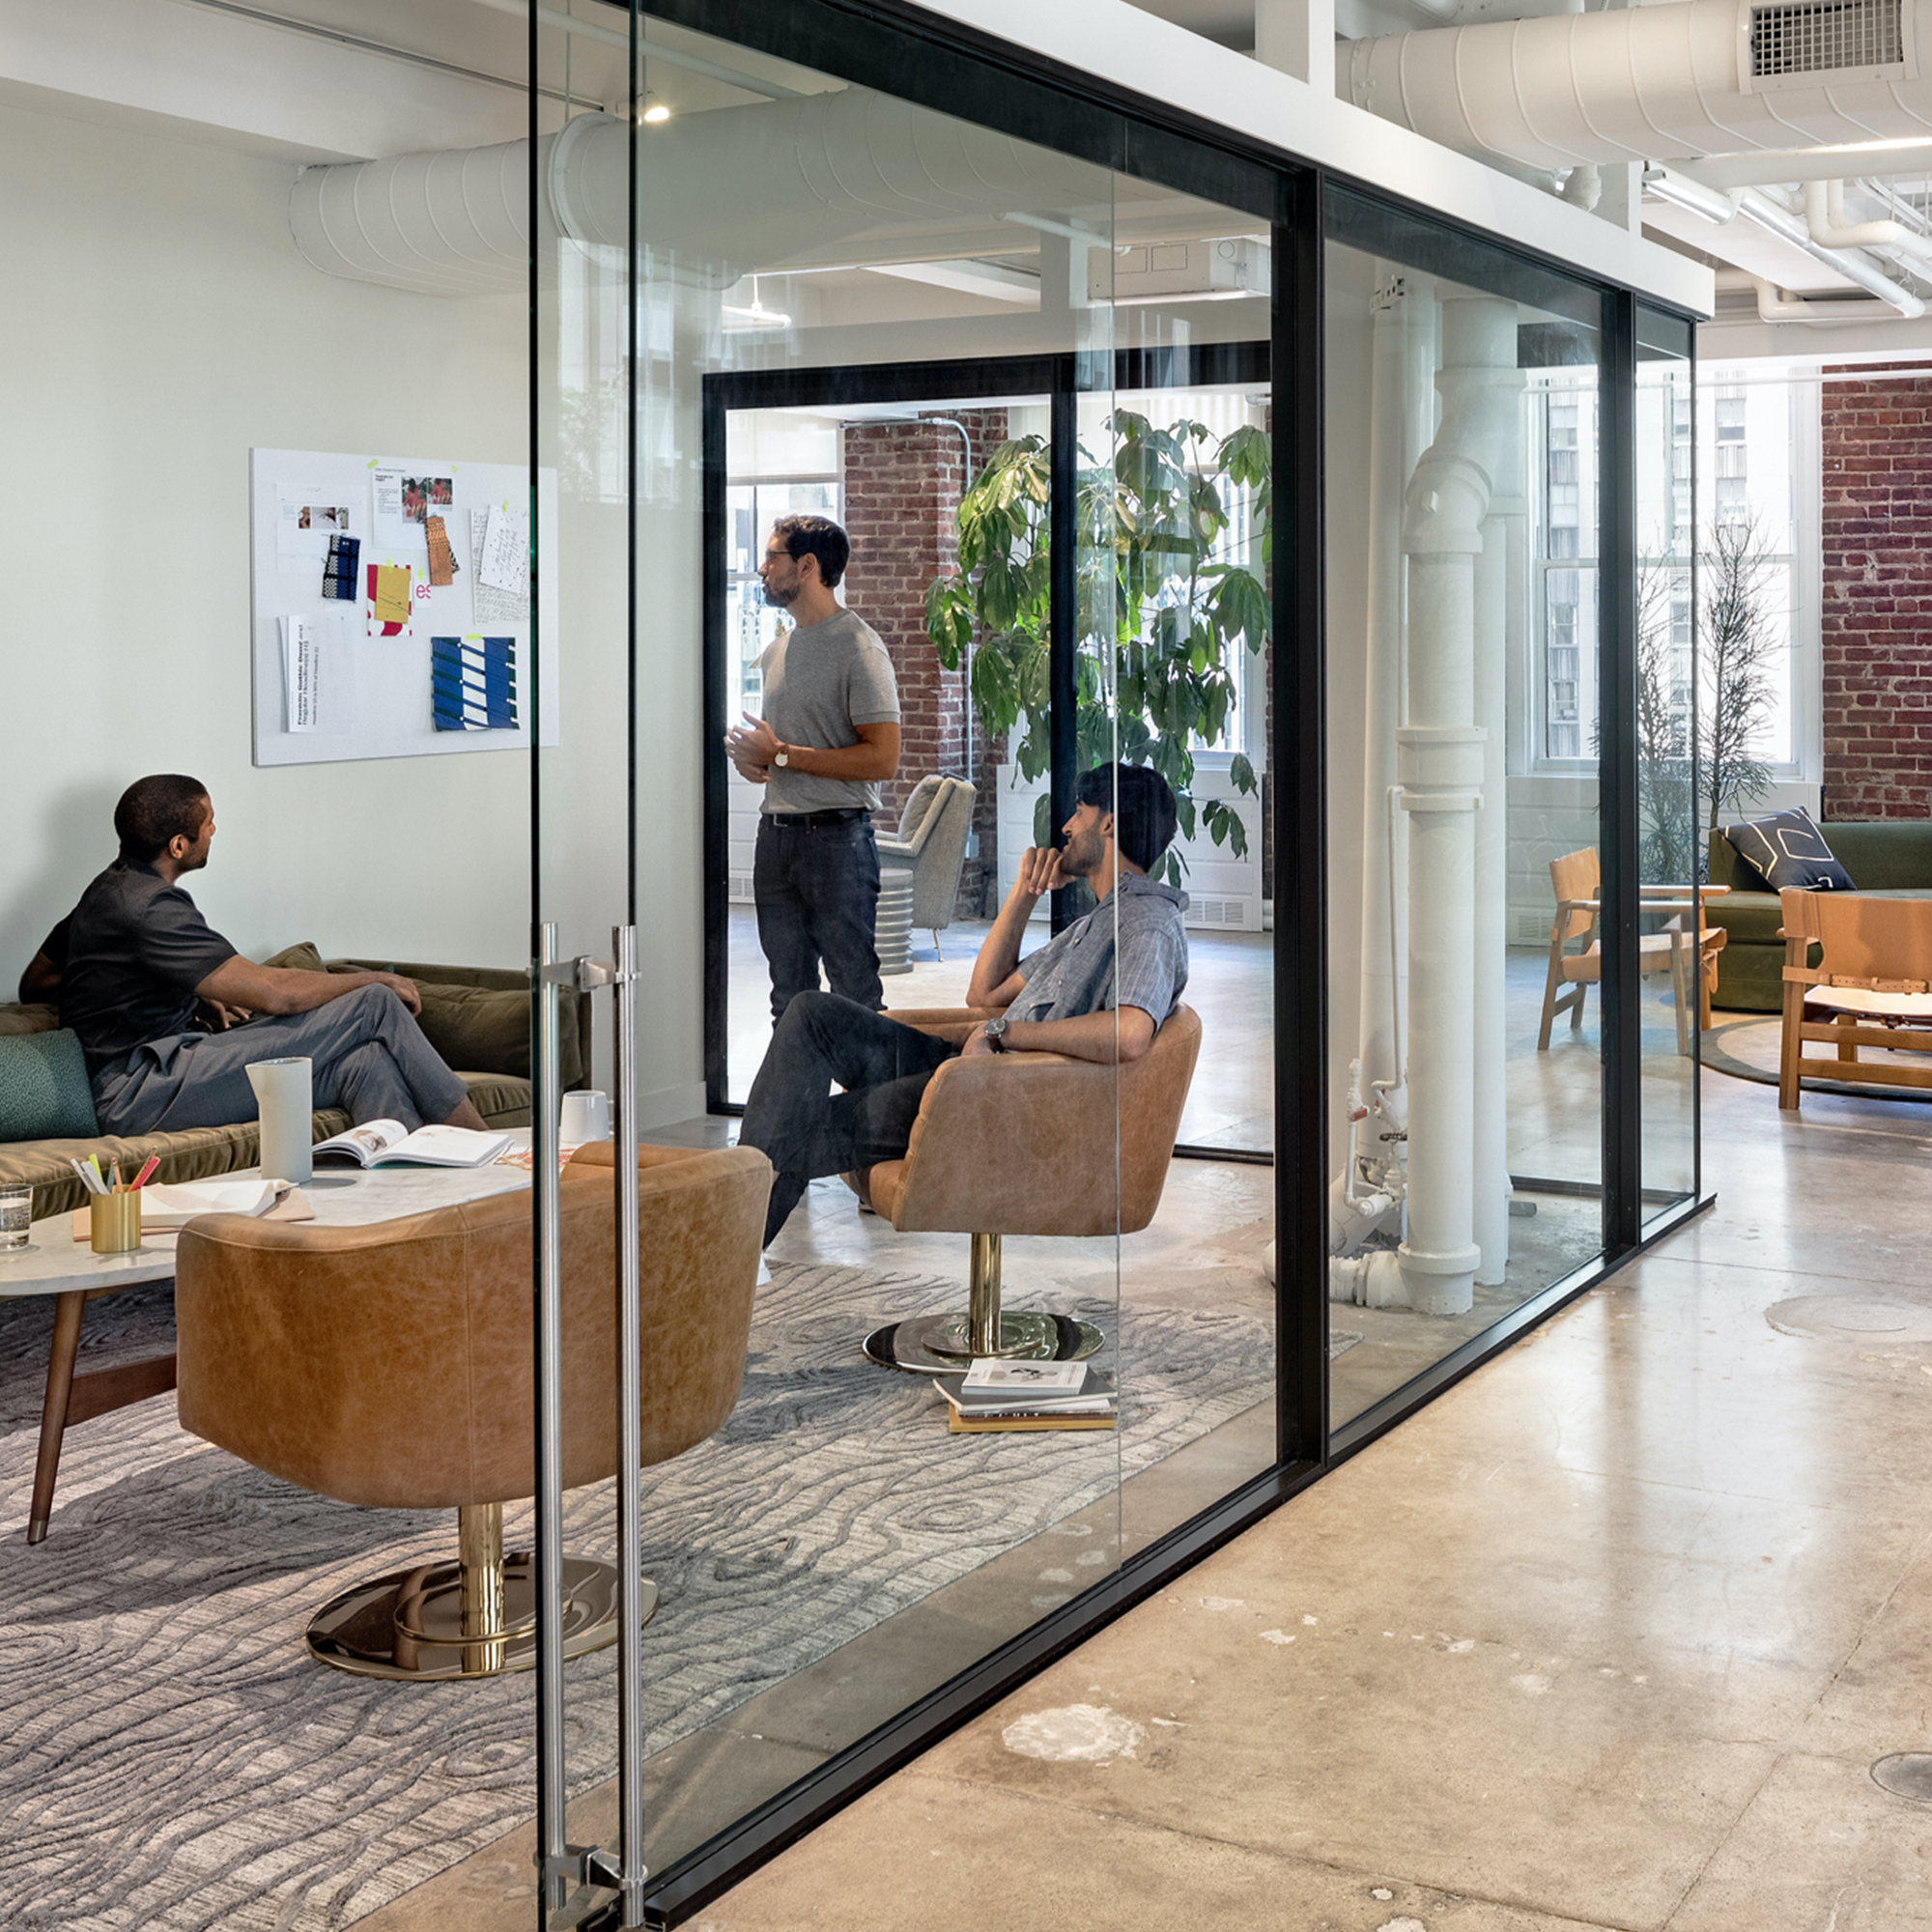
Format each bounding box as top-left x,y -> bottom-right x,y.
765,809 -> 870,828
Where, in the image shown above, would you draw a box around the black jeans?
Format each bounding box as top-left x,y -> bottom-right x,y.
739,991 -> 957,1246
753,814 -> 883,1020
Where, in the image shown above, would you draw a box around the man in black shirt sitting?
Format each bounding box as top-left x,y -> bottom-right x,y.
22,774 -> 488,1140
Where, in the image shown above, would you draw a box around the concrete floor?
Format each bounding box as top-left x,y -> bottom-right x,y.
696,1058 -> 1932,1930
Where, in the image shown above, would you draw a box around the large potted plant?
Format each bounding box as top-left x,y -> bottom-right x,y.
923,410 -> 1271,885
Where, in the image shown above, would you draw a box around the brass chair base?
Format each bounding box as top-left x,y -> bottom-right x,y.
865,1311 -> 1104,1374
308,1508 -> 657,1681
863,1233 -> 1106,1375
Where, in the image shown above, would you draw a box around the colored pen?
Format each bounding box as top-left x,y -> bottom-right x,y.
109,1158 -> 123,1193
88,1153 -> 106,1188
131,1156 -> 160,1190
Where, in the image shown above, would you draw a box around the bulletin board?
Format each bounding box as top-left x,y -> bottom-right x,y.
249,447 -> 560,767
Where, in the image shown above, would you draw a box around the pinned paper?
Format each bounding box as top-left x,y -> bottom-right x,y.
431,636 -> 519,731
469,507 -> 527,625
282,616 -> 321,730
424,515 -> 458,587
323,533 -> 360,601
479,501 -> 526,593
365,562 -> 413,639
373,564 -> 411,624
276,486 -> 353,561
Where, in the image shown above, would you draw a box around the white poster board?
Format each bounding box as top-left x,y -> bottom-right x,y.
249,447 -> 560,767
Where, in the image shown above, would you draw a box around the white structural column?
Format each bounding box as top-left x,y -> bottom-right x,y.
1471,370 -> 1524,1287
1256,0 -> 1335,87
1397,294 -> 1519,1318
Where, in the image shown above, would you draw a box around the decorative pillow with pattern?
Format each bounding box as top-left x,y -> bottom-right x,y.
1723,809 -> 1857,893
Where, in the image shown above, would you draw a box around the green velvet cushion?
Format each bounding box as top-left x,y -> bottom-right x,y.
413,982 -> 553,1083
262,941 -> 326,974
0,1029 -> 99,1141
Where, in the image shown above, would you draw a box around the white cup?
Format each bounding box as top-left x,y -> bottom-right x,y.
558,1089 -> 611,1143
247,1055 -> 314,1185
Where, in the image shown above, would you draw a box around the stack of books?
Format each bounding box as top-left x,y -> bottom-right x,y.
936,1359 -> 1117,1433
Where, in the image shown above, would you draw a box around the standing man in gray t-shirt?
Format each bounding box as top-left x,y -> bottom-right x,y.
725,515 -> 901,1019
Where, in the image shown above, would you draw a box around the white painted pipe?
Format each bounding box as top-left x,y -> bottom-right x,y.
1355,267 -> 1419,1122
1643,169 -> 1926,316
292,90 -> 1107,296
1396,294 -> 1517,1319
1343,0 -> 1932,172
1470,375 -> 1520,1288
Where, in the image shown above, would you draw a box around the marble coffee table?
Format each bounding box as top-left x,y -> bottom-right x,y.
1,1143 -> 537,1545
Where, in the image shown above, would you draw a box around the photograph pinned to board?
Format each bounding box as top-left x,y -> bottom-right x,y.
364,562 -> 414,639
431,636 -> 518,732
371,465 -> 448,551
276,486 -> 356,561
470,501 -> 528,625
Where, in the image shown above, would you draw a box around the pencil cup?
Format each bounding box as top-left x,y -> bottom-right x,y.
90,1193 -> 142,1255
247,1056 -> 313,1185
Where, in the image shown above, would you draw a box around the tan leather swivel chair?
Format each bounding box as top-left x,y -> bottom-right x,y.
860,1005 -> 1202,1374
175,1142 -> 772,1680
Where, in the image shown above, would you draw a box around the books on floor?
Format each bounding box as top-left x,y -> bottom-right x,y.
936,1360 -> 1117,1433
313,1122 -> 512,1169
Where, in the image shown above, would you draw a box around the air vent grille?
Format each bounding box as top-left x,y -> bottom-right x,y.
1750,0 -> 1902,76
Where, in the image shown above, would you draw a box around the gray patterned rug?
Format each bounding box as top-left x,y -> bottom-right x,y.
0,1261 -> 1273,1931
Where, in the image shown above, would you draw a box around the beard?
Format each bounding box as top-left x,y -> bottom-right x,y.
1060,824 -> 1105,881
761,576 -> 798,609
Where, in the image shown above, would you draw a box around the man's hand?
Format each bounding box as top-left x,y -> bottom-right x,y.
960,1023 -> 1002,1059
372,972 -> 421,1015
1012,845 -> 1071,901
194,998 -> 253,1032
725,713 -> 781,767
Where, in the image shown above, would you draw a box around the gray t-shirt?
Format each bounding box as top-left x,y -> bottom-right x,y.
758,609 -> 900,813
1008,875 -> 1190,1028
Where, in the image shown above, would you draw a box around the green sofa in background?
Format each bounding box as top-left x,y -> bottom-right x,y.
1706,823 -> 1932,1011
0,952 -> 588,1221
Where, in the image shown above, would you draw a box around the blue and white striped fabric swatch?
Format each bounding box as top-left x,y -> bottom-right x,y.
430,635 -> 519,731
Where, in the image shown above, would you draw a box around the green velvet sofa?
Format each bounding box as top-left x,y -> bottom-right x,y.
1706,823 -> 1932,1012
0,954 -> 588,1221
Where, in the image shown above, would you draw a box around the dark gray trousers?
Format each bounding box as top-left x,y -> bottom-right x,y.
738,990 -> 956,1246
93,985 -> 471,1138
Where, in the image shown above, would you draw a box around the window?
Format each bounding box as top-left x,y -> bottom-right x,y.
1531,381 -> 1601,761
724,413 -> 842,722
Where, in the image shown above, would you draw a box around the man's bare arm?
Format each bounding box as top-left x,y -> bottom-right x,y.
959,1005 -> 1157,1066
195,957 -> 421,1017
17,950 -> 60,1003
966,845 -> 1066,1009
725,717 -> 899,783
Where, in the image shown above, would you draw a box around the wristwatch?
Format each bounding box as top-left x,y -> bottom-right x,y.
983,1015 -> 1009,1053
772,744 -> 791,768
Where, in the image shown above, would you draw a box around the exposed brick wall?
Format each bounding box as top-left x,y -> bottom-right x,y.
841,409 -> 1010,913
1821,364 -> 1932,819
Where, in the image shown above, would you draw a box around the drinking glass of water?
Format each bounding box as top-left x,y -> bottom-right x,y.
0,1183 -> 32,1253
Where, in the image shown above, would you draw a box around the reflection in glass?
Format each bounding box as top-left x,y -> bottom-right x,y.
1324,207 -> 1605,1431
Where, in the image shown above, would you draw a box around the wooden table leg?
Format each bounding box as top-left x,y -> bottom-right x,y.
26,1284 -> 180,1547
28,1291 -> 86,1547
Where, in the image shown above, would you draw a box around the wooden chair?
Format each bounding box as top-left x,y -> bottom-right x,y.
1777,889 -> 1932,1112
1537,848 -> 1708,1054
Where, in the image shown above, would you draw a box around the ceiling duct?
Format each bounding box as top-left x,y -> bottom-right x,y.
1341,0 -> 1932,172
290,90 -> 1113,298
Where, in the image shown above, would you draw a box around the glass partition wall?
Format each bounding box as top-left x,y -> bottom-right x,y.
0,5 -> 1709,1928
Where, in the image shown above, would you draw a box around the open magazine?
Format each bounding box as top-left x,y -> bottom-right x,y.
312,1121 -> 511,1169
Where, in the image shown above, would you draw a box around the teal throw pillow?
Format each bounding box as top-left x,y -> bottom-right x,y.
0,1029 -> 99,1141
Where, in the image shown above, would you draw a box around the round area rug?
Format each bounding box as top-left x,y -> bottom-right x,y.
1700,1014 -> 1932,1104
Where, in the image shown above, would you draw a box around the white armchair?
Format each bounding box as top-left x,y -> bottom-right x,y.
876,776 -> 977,967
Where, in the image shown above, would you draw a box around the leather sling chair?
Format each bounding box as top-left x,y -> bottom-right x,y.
174,1142 -> 772,1681
859,1004 -> 1202,1375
